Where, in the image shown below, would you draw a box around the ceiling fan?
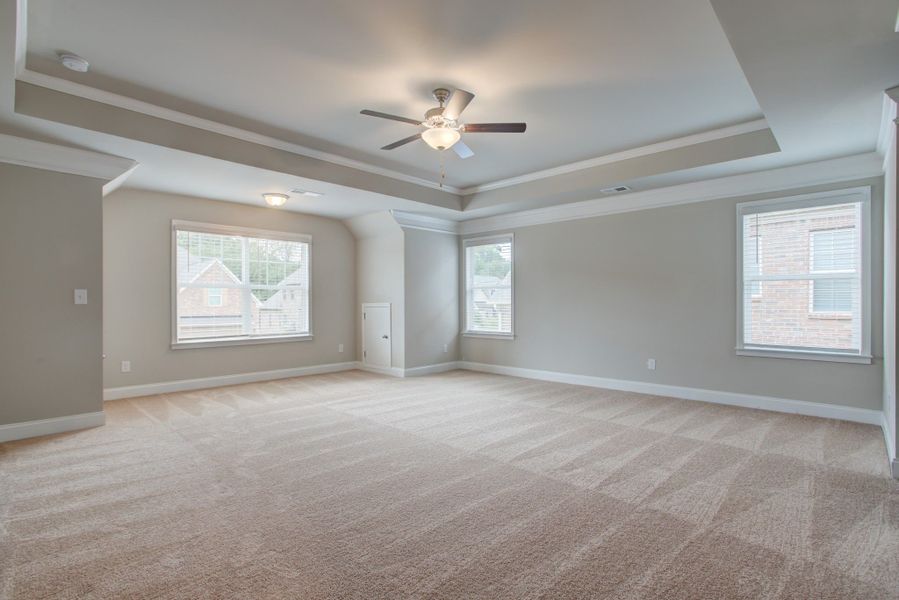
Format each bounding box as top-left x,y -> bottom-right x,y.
360,87 -> 526,159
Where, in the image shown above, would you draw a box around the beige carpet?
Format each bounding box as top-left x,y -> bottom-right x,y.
1,370 -> 897,599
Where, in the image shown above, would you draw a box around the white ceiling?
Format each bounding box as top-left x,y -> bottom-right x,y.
25,0 -> 764,188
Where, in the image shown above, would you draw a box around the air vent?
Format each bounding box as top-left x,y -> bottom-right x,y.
600,185 -> 631,194
290,189 -> 323,197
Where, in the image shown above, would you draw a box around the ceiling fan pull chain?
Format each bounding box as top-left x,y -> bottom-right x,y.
439,153 -> 446,188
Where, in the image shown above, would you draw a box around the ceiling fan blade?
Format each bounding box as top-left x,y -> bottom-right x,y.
464,123 -> 527,133
360,109 -> 422,126
452,140 -> 474,159
381,133 -> 422,150
442,89 -> 475,120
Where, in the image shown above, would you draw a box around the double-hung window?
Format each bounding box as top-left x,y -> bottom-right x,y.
736,188 -> 870,363
463,234 -> 514,337
172,221 -> 311,347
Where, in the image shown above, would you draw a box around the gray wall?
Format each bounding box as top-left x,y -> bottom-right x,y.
0,164 -> 104,424
404,228 -> 459,369
350,212 -> 405,368
103,189 -> 355,388
461,178 -> 885,410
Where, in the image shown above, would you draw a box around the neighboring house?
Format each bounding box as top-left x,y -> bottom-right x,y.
176,248 -> 260,339
746,207 -> 857,350
258,267 -> 309,335
471,272 -> 512,331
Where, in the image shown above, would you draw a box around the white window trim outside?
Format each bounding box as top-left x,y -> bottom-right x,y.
205,287 -> 224,307
171,220 -> 313,349
735,187 -> 872,364
808,227 -> 855,317
462,233 -> 515,339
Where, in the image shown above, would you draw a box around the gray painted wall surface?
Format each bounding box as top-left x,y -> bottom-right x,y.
350,212 -> 405,368
404,228 -> 459,369
461,178 -> 885,410
103,189 -> 355,388
0,164 -> 104,424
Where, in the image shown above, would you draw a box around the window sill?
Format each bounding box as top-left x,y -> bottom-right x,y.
462,331 -> 515,340
172,334 -> 313,350
807,312 -> 853,321
736,347 -> 872,364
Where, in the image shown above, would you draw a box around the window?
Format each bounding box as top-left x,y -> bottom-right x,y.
172,221 -> 311,347
736,188 -> 870,363
810,229 -> 854,314
205,288 -> 223,307
464,235 -> 513,337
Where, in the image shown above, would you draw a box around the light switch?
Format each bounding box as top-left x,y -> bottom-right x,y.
74,289 -> 88,305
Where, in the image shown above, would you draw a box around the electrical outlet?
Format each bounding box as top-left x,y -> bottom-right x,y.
338,343 -> 344,353
121,360 -> 131,373
74,289 -> 87,304
646,359 -> 656,371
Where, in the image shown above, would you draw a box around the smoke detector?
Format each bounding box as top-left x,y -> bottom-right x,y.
600,185 -> 631,194
58,53 -> 90,73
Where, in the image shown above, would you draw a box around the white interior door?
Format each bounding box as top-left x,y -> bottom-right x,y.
362,304 -> 391,368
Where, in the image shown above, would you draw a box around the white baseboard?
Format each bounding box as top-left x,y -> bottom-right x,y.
0,411 -> 105,443
458,361 -> 883,426
355,363 -> 406,377
103,361 -> 358,401
403,361 -> 461,377
882,412 -> 898,479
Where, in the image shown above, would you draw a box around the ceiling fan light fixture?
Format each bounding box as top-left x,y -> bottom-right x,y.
421,126 -> 461,151
262,193 -> 289,207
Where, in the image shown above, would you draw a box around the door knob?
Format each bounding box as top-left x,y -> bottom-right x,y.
382,335 -> 389,339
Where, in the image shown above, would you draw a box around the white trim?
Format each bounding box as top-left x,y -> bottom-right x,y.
459,152 -> 884,235
0,133 -> 137,180
735,186 -> 872,362
391,210 -> 460,235
882,412 -> 897,478
463,233 -> 515,337
457,361 -> 882,425
172,220 -> 312,244
403,361 -> 461,376
877,86 -> 899,171
14,0 -> 27,77
458,119 -> 771,195
462,332 -> 516,340
103,361 -> 357,401
355,363 -> 405,378
171,334 -> 314,350
16,68 -> 463,195
0,411 -> 105,443
735,348 -> 873,364
101,163 -> 140,196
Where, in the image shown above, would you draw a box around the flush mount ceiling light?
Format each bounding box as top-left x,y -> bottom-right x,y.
262,193 -> 289,207
58,53 -> 90,73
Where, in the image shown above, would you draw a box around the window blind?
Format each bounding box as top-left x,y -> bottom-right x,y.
465,236 -> 513,335
173,222 -> 310,344
739,197 -> 865,356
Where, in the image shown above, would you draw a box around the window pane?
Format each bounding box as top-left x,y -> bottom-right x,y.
740,200 -> 862,354
175,226 -> 310,343
466,239 -> 513,334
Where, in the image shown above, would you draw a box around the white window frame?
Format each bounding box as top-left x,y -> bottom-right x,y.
205,287 -> 224,307
171,220 -> 313,349
462,233 -> 515,339
808,228 -> 854,316
735,187 -> 871,364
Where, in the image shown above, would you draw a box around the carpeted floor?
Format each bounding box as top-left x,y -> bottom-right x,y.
1,370 -> 897,599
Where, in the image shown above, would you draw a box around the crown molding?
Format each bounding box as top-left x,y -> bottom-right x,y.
391,210 -> 460,235
14,0 -> 26,77
0,133 -> 138,180
458,152 -> 884,235
16,69 -> 464,195
878,86 -> 899,171
458,118 -> 771,195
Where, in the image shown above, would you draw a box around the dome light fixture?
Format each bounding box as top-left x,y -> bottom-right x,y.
421,125 -> 461,151
58,53 -> 90,73
262,193 -> 289,207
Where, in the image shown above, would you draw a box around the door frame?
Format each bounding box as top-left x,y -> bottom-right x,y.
362,303 -> 391,367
